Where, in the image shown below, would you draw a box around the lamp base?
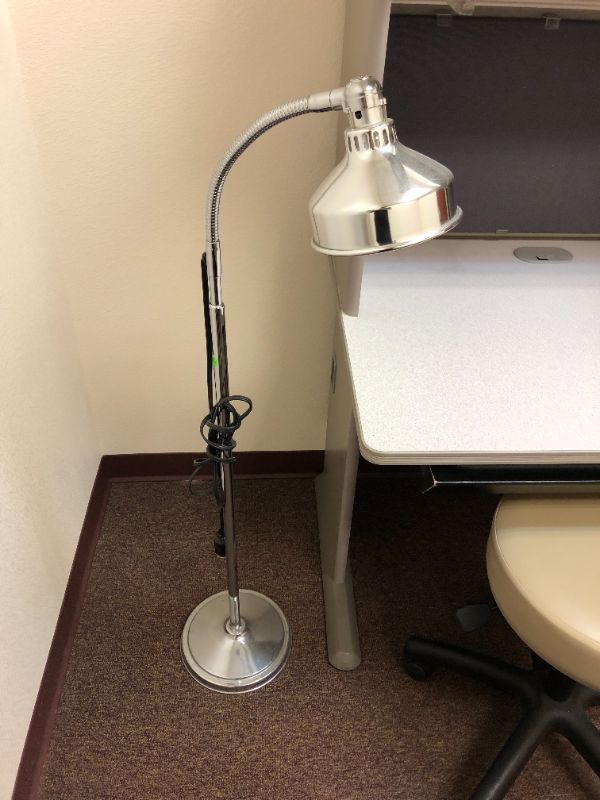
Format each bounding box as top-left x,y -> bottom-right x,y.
181,589 -> 291,693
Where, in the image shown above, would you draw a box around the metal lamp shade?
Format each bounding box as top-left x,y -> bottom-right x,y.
310,125 -> 462,256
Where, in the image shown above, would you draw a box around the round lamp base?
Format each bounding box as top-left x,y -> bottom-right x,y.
181,589 -> 291,693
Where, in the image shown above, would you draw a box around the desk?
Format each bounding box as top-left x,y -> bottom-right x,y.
315,239 -> 600,669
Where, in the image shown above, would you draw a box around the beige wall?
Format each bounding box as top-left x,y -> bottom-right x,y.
9,0 -> 347,455
2,2 -> 357,791
0,1 -> 99,793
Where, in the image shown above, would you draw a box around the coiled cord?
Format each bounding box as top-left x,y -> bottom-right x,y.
192,97 -> 315,548
188,395 -> 252,507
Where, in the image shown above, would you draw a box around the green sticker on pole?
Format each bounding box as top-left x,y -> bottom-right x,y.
212,355 -> 218,368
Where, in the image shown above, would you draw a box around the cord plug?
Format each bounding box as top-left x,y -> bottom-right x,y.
213,526 -> 226,558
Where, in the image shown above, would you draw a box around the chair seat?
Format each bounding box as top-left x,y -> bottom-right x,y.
487,495 -> 600,691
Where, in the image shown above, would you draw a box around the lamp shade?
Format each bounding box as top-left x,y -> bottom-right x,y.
309,78 -> 462,256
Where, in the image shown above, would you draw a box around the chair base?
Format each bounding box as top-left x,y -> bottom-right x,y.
404,637 -> 600,800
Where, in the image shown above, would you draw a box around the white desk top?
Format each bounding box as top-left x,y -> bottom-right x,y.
342,239 -> 600,465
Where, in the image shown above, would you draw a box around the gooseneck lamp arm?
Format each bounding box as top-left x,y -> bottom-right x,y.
181,77 -> 461,693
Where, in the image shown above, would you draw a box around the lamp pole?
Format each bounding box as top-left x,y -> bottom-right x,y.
182,94 -> 339,692
203,96 -> 336,637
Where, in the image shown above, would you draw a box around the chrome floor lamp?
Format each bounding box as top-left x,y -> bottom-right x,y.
181,76 -> 462,693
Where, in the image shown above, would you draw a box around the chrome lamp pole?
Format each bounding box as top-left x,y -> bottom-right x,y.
181,76 -> 462,693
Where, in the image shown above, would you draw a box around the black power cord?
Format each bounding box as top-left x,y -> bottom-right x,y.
188,394 -> 252,508
188,253 -> 252,557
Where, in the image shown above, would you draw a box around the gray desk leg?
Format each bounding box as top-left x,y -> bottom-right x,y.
315,319 -> 361,670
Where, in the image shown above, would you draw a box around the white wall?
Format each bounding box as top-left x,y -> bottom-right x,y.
8,0 -> 348,455
0,2 -> 99,794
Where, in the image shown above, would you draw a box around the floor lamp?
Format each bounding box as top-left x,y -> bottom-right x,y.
181,76 -> 462,692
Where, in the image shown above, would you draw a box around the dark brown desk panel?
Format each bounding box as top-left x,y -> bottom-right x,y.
384,14 -> 600,235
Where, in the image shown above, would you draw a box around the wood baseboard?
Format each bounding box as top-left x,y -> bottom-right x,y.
99,450 -> 324,480
12,449 -> 324,800
12,460 -> 110,800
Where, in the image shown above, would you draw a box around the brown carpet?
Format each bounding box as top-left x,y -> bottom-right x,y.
39,474 -> 600,799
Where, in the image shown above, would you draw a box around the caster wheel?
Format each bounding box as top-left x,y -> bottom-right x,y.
404,660 -> 435,681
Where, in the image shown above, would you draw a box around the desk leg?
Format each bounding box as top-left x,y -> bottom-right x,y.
315,320 -> 361,670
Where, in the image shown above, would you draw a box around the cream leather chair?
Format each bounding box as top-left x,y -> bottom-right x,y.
404,495 -> 600,800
